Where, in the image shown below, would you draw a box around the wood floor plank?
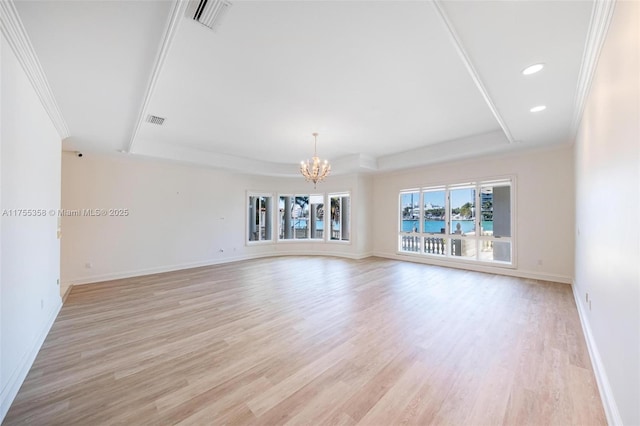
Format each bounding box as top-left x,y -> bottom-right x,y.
4,256 -> 606,425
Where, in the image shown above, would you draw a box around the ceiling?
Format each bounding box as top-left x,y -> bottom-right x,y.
14,0 -> 594,176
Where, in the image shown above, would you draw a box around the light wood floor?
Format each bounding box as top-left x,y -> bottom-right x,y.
5,256 -> 605,425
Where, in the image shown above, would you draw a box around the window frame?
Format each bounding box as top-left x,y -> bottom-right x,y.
277,194 -> 326,242
398,177 -> 516,268
328,192 -> 351,243
247,191 -> 352,245
308,193 -> 327,241
246,192 -> 274,245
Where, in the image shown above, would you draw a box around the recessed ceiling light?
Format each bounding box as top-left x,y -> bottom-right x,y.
530,105 -> 546,113
522,63 -> 545,75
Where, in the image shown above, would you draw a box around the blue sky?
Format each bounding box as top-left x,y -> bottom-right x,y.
423,191 -> 444,208
450,188 -> 475,208
403,189 -> 475,209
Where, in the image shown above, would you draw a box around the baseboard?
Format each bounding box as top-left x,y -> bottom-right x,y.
268,250 -> 373,261
61,284 -> 73,304
372,251 -> 572,284
571,280 -> 622,426
0,298 -> 62,422
65,258 -> 226,286
64,250 -> 374,287
65,250 -> 566,288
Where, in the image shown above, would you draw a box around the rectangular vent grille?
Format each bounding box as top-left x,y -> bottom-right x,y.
146,115 -> 165,126
193,0 -> 231,31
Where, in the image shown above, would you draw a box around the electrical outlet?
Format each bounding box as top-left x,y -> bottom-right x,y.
57,278 -> 60,286
85,262 -> 93,269
586,292 -> 589,303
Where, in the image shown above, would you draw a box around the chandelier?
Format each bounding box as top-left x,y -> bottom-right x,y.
300,132 -> 331,188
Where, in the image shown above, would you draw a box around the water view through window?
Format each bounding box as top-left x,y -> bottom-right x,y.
399,179 -> 513,265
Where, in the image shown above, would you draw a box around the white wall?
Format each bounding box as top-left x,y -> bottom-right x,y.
356,174 -> 374,255
372,145 -> 575,282
573,2 -> 639,424
61,153 -> 250,291
0,35 -> 62,420
61,153 -> 373,290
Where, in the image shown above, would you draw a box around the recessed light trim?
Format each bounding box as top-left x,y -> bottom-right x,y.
522,63 -> 545,75
530,105 -> 547,113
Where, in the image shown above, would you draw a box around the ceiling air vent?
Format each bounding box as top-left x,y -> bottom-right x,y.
146,115 -> 165,126
192,0 -> 232,31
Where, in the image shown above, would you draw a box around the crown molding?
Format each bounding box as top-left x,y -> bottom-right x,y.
127,0 -> 189,153
431,0 -> 514,144
570,0 -> 616,137
0,0 -> 69,139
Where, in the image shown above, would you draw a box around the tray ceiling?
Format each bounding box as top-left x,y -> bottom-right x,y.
14,0 -> 595,176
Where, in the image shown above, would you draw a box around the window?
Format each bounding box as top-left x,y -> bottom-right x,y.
399,178 -> 513,265
278,195 -> 296,240
330,193 -> 350,241
249,192 -> 348,244
399,191 -> 420,252
278,194 -> 325,241
248,194 -> 273,242
423,188 -> 446,256
450,185 -> 476,259
309,194 -> 325,239
480,181 -> 512,262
